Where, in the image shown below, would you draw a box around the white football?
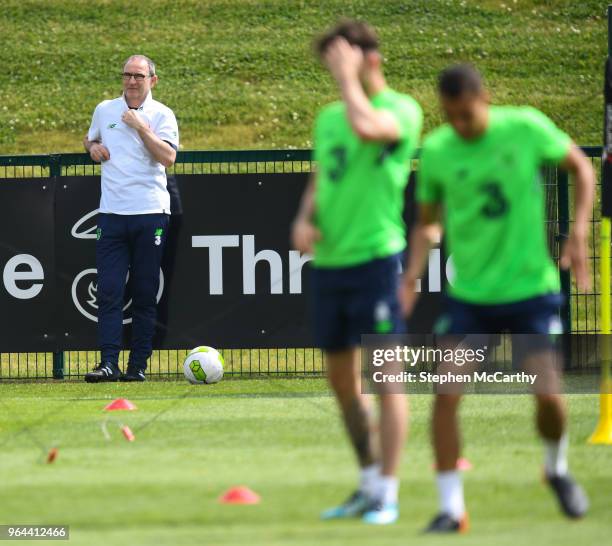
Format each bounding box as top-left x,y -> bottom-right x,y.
183,346 -> 224,384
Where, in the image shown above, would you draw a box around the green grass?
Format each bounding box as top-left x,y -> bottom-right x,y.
0,379 -> 610,545
0,0 -> 606,153
0,5 -> 610,540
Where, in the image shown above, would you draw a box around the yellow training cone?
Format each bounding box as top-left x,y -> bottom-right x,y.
588,391 -> 612,445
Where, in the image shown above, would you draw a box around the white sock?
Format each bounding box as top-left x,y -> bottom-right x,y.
376,475 -> 399,505
437,470 -> 465,520
360,464 -> 381,498
544,433 -> 569,477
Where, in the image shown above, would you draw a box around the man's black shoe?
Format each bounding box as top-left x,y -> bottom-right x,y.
84,362 -> 121,383
546,473 -> 589,519
120,364 -> 146,382
423,512 -> 469,534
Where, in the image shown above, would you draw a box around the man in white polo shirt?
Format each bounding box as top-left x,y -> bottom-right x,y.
83,54 -> 179,382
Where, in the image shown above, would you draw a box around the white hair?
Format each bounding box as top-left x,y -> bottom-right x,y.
123,55 -> 156,76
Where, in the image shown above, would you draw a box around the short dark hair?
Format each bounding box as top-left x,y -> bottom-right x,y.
124,54 -> 156,76
438,64 -> 483,99
315,19 -> 379,57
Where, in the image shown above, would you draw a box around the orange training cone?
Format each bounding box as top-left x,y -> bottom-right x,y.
46,447 -> 58,464
456,457 -> 473,471
104,399 -> 137,411
218,486 -> 261,504
121,425 -> 135,442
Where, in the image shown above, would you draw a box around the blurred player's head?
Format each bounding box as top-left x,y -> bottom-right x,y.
122,55 -> 158,105
438,63 -> 490,140
315,20 -> 382,87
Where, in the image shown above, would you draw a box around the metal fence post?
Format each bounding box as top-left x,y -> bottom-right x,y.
49,154 -> 65,379
557,169 -> 572,333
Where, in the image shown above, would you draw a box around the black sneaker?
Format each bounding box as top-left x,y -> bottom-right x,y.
546,473 -> 589,519
423,512 -> 469,534
84,362 -> 121,383
120,363 -> 146,382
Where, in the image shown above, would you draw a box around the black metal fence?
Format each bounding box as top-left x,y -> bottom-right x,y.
567,147 -> 603,334
0,147 -> 603,380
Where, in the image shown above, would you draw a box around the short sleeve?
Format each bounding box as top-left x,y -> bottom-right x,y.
87,105 -> 101,142
416,144 -> 442,204
523,107 -> 571,163
388,98 -> 423,148
154,108 -> 180,150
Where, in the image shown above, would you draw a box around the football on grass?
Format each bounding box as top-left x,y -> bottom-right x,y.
183,346 -> 224,384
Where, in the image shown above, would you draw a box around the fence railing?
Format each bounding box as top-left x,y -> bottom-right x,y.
0,147 -> 604,380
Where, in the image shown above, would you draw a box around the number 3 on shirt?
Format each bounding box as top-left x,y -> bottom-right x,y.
327,142 -> 397,182
328,146 -> 347,182
480,182 -> 509,218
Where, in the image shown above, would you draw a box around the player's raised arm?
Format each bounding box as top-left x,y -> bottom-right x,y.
559,143 -> 596,290
323,37 -> 399,142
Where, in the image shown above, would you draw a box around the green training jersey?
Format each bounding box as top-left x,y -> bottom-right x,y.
417,105 -> 571,304
312,88 -> 423,267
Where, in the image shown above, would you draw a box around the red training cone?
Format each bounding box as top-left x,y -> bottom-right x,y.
218,486 -> 261,505
104,398 -> 137,411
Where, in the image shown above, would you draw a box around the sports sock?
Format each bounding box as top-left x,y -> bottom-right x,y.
376,475 -> 399,505
544,433 -> 569,477
360,463 -> 381,498
437,470 -> 465,520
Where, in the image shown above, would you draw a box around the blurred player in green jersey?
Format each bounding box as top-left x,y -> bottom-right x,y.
401,64 -> 594,533
291,20 -> 422,524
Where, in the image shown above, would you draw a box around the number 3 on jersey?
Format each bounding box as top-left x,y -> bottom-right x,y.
328,146 -> 347,182
480,181 -> 509,218
327,142 -> 397,182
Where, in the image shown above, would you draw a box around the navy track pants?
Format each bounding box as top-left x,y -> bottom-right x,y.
96,213 -> 169,368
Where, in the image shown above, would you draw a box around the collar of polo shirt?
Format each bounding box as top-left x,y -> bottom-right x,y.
123,90 -> 154,111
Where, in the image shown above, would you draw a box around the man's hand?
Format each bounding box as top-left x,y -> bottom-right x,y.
398,274 -> 419,318
558,144 -> 594,292
89,142 -> 110,163
291,218 -> 321,255
121,112 -> 176,168
121,109 -> 148,132
560,228 -> 591,291
324,37 -> 364,84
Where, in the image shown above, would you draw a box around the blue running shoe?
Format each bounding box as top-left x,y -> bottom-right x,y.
362,500 -> 399,525
321,490 -> 371,520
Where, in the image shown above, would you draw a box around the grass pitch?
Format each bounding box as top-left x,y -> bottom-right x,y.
0,0 -> 605,152
0,379 -> 610,546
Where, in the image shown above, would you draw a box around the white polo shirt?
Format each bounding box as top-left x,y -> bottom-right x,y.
87,92 -> 179,215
